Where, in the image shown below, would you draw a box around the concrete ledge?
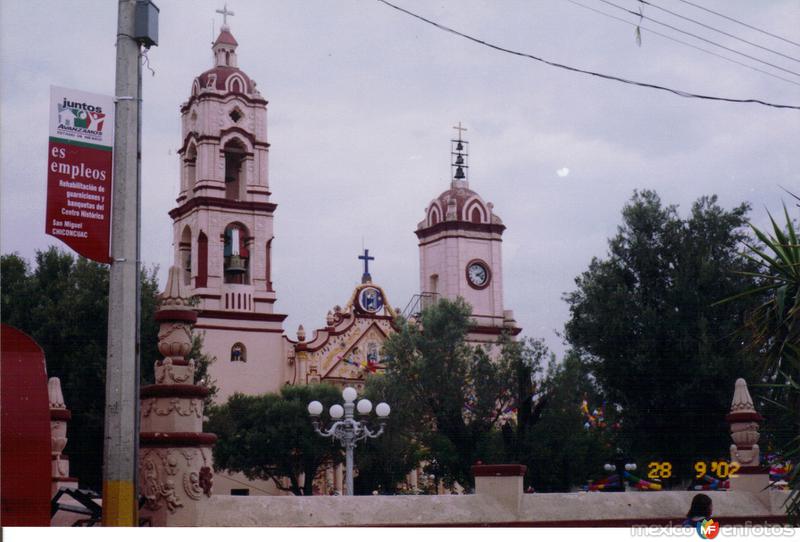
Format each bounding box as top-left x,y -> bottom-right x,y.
193,491 -> 788,527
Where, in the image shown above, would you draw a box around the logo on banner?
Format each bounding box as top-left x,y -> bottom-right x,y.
56,99 -> 107,142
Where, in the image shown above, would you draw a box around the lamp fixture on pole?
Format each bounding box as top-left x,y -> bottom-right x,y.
307,387 -> 390,496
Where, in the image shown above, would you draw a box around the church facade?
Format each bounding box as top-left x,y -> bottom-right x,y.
169,23 -> 520,417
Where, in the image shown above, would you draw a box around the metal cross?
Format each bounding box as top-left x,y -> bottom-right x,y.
358,249 -> 375,276
453,121 -> 467,140
216,3 -> 235,25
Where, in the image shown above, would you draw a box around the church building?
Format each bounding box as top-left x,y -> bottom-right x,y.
168,18 -> 520,494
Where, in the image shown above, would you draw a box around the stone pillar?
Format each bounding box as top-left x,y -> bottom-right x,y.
471,464 -> 526,511
726,378 -> 769,498
139,266 -> 216,527
48,377 -> 77,496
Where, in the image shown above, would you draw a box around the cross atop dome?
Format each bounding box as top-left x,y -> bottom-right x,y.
451,122 -> 469,188
216,4 -> 235,26
212,4 -> 239,67
358,248 -> 375,284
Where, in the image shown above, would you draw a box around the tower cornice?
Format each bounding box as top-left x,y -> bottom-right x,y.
415,220 -> 506,240
181,91 -> 268,114
169,196 -> 277,219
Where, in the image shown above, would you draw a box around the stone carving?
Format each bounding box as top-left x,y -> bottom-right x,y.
199,466 -> 213,496
184,471 -> 203,500
142,397 -> 203,418
155,358 -> 196,385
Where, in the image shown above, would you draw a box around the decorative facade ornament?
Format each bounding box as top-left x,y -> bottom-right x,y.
727,378 -> 764,467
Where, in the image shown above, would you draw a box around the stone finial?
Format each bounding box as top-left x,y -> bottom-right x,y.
727,378 -> 763,467
297,324 -> 306,342
326,311 -> 334,327
156,266 -> 198,365
48,377 -> 65,409
160,266 -> 192,311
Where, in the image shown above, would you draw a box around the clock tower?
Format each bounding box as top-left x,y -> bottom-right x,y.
168,21 -> 287,401
415,125 -> 519,343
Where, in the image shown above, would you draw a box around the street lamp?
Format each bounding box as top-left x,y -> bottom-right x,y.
307,386 -> 390,496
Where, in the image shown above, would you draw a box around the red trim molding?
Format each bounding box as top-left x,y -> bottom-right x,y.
472,464 -> 527,477
199,309 -> 287,322
141,384 -> 210,399
726,411 -> 764,423
737,466 -> 769,475
470,325 -> 522,336
416,221 -> 506,240
50,409 -> 72,422
155,309 -> 198,323
140,432 -> 218,448
169,197 -> 277,219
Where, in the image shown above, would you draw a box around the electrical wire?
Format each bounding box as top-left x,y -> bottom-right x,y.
675,0 -> 800,49
570,0 -> 800,88
597,0 -> 800,78
375,0 -> 800,111
636,0 -> 800,65
564,0 -> 800,88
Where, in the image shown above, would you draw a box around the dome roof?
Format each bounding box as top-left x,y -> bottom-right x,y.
420,183 -> 502,229
195,66 -> 255,94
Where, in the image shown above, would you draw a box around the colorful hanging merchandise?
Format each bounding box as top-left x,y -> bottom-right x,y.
623,471 -> 662,491
690,474 -> 730,491
581,395 -> 621,431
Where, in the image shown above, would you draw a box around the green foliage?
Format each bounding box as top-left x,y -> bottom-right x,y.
207,384 -> 343,495
563,190 -> 762,475
379,298 -> 512,490
0,247 -> 188,490
378,298 -> 561,491
355,374 -> 426,494
719,195 -> 800,524
524,352 -> 612,491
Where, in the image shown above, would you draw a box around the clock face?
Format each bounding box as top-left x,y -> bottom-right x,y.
466,261 -> 490,289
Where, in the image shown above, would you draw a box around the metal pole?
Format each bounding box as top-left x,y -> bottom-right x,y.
345,438 -> 354,496
103,0 -> 141,527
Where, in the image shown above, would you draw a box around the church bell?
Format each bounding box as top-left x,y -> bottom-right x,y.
225,255 -> 247,273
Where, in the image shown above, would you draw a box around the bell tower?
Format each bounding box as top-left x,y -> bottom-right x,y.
415,125 -> 519,343
168,19 -> 287,401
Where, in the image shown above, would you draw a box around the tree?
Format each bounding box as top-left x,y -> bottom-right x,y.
563,191 -> 762,476
207,384 -> 344,496
380,298 -> 542,491
524,352 -> 613,492
1,247 -> 163,489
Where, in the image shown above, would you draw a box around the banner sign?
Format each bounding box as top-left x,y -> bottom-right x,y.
46,86 -> 114,263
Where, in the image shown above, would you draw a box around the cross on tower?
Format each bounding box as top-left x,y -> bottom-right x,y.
216,3 -> 235,25
358,249 -> 375,284
453,121 -> 467,141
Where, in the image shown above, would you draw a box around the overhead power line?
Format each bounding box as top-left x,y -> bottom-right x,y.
565,0 -> 800,89
375,0 -> 800,111
636,0 -> 800,65
675,0 -> 800,49
597,0 -> 800,79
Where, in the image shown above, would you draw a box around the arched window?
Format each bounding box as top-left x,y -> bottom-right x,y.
184,143 -> 197,193
266,237 -> 273,291
196,232 -> 208,287
180,226 -> 192,286
230,342 -> 246,362
223,140 -> 246,201
471,206 -> 482,223
223,223 -> 250,284
428,204 -> 441,227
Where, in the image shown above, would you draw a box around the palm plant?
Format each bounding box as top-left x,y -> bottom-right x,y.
721,194 -> 799,524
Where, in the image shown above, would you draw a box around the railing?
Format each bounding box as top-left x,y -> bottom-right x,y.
401,292 -> 439,319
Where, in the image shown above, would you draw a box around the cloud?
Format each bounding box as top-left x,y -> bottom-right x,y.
556,167 -> 570,178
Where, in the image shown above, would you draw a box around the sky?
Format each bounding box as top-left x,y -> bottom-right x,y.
1,0 -> 798,359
